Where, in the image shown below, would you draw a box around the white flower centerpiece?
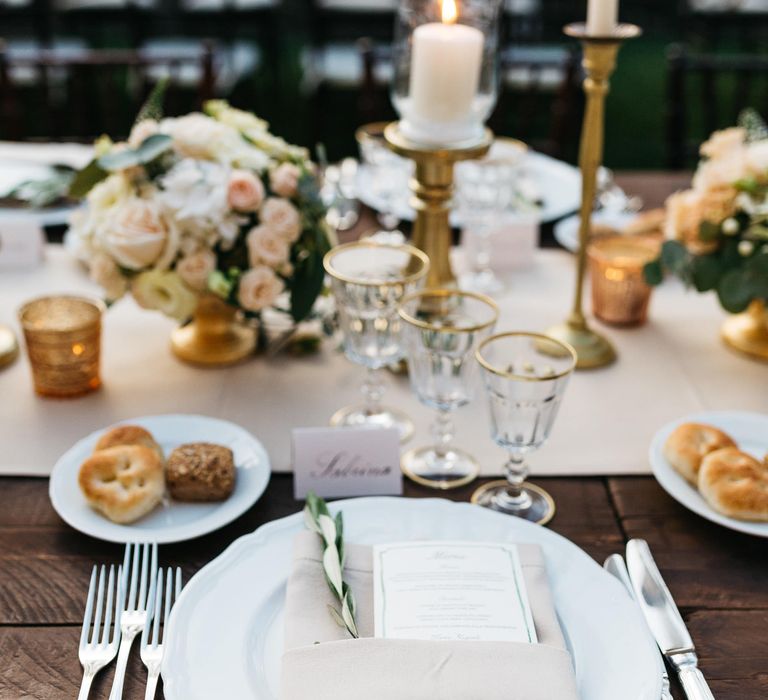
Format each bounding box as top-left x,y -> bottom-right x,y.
67,97 -> 332,365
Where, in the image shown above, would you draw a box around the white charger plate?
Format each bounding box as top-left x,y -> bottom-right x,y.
649,411 -> 768,538
356,148 -> 581,225
162,497 -> 662,700
49,414 -> 270,543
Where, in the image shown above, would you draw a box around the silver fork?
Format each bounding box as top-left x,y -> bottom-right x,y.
78,564 -> 121,700
108,542 -> 158,700
141,567 -> 182,700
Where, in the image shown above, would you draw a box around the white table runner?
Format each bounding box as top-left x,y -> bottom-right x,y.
0,245 -> 765,477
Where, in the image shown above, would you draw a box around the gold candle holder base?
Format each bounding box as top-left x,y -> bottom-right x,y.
545,318 -> 616,370
384,122 -> 493,289
721,300 -> 768,363
547,23 -> 641,370
171,294 -> 256,367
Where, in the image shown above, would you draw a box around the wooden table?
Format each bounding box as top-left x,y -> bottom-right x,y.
3,171 -> 766,700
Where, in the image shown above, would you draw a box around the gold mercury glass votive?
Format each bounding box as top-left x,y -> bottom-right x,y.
588,235 -> 661,327
18,295 -> 105,397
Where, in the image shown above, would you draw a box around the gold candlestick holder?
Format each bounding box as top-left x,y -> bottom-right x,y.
384,122 -> 493,289
546,22 -> 641,369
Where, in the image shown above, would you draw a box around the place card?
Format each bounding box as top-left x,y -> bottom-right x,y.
292,426 -> 402,500
373,541 -> 538,643
0,217 -> 45,269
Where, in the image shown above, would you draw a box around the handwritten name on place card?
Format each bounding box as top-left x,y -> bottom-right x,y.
292,426 -> 402,499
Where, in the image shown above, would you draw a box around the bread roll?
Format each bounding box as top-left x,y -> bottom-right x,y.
663,423 -> 736,485
79,445 -> 165,523
95,425 -> 164,461
699,448 -> 768,522
166,443 -> 235,502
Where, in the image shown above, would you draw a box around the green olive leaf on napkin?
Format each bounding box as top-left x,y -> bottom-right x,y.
304,492 -> 359,639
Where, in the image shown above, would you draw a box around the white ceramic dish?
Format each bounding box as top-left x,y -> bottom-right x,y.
649,410 -> 768,538
49,414 -> 270,544
356,148 -> 581,225
553,210 -> 639,252
0,160 -> 81,227
163,497 -> 662,700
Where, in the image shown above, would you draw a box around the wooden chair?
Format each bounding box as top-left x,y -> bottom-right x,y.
666,43 -> 768,169
0,42 -> 216,141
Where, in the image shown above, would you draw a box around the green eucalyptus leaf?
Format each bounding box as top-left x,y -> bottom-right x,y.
691,255 -> 722,292
68,159 -> 108,198
134,133 -> 173,163
717,269 -> 754,314
98,149 -> 141,172
290,226 -> 332,322
643,259 -> 664,286
660,240 -> 689,271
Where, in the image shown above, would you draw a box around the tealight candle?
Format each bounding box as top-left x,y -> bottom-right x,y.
586,0 -> 619,35
407,0 -> 484,139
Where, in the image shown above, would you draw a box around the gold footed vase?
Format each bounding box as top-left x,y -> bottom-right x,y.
721,300 -> 768,362
171,294 -> 257,367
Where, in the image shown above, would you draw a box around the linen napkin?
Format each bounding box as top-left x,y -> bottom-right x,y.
281,531 -> 579,700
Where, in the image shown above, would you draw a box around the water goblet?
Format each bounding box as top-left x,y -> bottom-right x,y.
398,289 -> 499,489
472,332 -> 576,523
324,241 -> 430,441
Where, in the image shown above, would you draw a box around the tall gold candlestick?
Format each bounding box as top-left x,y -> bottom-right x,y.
546,22 -> 641,369
384,122 -> 493,289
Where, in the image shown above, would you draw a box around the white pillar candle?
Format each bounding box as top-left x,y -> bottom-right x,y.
408,0 -> 484,132
586,0 -> 618,35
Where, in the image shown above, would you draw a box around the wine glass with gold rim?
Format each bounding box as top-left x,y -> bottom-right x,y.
324,241 -> 430,441
472,332 -> 576,524
398,289 -> 499,489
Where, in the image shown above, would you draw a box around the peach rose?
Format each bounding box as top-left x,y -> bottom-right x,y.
228,169 -> 265,212
128,119 -> 160,148
260,197 -> 302,243
700,127 -> 746,160
664,189 -> 717,255
177,249 -> 217,292
269,163 -> 301,198
105,197 -> 170,270
237,265 -> 284,312
90,253 -> 128,301
246,224 -> 290,268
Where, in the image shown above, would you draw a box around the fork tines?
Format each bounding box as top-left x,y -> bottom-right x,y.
122,542 -> 159,613
81,564 -> 122,653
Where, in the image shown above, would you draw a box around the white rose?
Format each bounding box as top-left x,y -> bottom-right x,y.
237,265 -> 284,312
692,154 -> 747,193
746,141 -> 768,178
132,270 -> 198,321
260,197 -> 302,243
105,196 -> 172,270
269,163 -> 301,198
90,253 -> 128,301
128,119 -> 160,148
246,224 -> 290,268
162,113 -> 232,160
177,249 -> 217,292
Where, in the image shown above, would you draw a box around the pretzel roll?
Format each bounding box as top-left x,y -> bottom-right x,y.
79,445 -> 165,523
663,423 -> 736,485
699,448 -> 768,522
94,425 -> 164,462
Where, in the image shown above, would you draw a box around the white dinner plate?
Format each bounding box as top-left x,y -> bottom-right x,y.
49,414 -> 271,544
356,148 -> 581,225
163,497 -> 662,700
553,210 -> 640,252
649,411 -> 768,538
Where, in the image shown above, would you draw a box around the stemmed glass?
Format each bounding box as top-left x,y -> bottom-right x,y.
324,241 -> 430,441
398,289 -> 499,489
472,332 -> 576,524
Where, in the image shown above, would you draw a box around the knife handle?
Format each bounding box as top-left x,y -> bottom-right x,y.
679,666 -> 716,700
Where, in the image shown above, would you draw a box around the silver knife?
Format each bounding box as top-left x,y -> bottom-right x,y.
603,554 -> 673,700
626,539 -> 716,700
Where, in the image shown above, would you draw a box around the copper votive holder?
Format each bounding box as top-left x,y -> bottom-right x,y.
588,235 -> 660,327
18,295 -> 105,397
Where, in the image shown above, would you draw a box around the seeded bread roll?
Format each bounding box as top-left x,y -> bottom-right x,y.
166,443 -> 235,502
698,447 -> 768,522
663,423 -> 736,485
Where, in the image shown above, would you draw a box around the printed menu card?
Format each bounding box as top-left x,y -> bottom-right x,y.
373,541 -> 538,643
